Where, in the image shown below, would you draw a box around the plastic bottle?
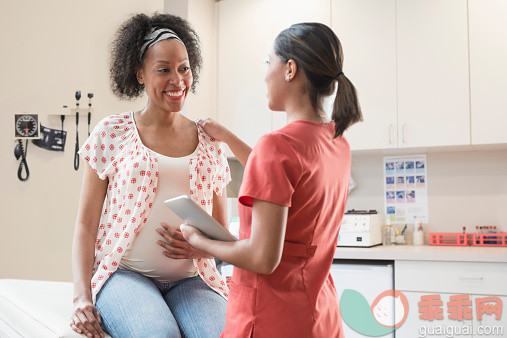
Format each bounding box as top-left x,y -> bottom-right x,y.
413,221 -> 424,246
383,218 -> 394,246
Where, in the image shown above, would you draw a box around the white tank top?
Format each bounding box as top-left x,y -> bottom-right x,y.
119,148 -> 198,283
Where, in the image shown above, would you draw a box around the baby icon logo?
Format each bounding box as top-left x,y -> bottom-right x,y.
340,289 -> 409,336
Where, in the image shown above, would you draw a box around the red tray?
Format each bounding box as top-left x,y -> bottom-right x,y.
429,233 -> 470,246
429,232 -> 507,247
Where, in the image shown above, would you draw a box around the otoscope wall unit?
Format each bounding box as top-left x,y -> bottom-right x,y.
58,107 -> 94,116
48,91 -> 94,171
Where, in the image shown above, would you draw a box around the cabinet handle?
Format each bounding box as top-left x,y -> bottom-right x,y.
459,276 -> 485,281
402,123 -> 407,143
389,124 -> 393,145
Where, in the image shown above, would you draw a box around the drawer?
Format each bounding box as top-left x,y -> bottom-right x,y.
395,260 -> 507,296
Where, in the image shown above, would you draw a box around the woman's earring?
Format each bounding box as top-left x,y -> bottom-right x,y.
286,75 -> 290,81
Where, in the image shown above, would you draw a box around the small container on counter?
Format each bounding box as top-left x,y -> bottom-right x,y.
382,218 -> 395,246
395,224 -> 407,244
413,221 -> 424,245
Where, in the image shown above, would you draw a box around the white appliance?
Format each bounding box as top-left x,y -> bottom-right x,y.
330,261 -> 395,338
337,210 -> 384,247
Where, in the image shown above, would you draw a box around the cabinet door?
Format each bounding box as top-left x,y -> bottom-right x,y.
395,291 -> 473,338
472,295 -> 506,338
330,263 -> 394,338
469,0 -> 507,145
397,0 -> 470,148
217,0 -> 330,148
332,0 -> 398,150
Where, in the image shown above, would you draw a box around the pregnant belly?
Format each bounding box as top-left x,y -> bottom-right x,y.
119,220 -> 197,283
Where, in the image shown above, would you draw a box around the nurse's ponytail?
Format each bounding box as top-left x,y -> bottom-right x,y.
274,23 -> 363,138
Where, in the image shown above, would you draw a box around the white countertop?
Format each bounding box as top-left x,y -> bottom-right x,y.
334,245 -> 507,263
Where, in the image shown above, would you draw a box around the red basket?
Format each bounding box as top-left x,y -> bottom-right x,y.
471,233 -> 507,247
429,233 -> 471,246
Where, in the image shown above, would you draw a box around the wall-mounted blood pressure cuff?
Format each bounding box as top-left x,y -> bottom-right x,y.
32,125 -> 67,151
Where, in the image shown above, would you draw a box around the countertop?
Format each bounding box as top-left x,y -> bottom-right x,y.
334,245 -> 507,263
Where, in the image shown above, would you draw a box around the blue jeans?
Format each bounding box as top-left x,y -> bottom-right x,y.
95,269 -> 227,338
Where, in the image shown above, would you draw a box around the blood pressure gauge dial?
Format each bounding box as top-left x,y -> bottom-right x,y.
15,114 -> 39,138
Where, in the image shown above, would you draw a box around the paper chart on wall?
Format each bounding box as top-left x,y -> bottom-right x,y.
384,155 -> 428,224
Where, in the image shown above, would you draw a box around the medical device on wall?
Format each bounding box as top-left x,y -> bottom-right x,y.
14,114 -> 40,182
32,125 -> 67,152
87,93 -> 94,136
59,91 -> 94,170
74,91 -> 81,170
12,91 -> 96,180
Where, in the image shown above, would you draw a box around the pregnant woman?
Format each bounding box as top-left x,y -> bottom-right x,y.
70,13 -> 230,338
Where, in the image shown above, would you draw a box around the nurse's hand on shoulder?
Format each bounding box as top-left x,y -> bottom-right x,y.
196,118 -> 230,142
156,222 -> 212,259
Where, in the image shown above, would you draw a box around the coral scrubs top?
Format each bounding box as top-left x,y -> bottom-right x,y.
222,120 -> 350,338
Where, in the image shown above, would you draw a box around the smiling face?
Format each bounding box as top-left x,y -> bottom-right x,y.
137,39 -> 193,113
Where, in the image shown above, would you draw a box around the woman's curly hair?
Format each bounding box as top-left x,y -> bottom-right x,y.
110,13 -> 202,100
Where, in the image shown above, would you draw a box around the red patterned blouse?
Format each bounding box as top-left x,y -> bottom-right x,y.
78,112 -> 231,303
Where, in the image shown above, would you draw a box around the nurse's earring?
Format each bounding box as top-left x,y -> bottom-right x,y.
285,60 -> 296,81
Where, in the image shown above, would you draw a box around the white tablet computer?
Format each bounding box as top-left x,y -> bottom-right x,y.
164,195 -> 238,242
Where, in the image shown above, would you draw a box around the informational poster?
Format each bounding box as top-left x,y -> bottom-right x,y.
384,155 -> 428,223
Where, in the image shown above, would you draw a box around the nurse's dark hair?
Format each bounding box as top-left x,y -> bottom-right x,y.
273,23 -> 362,137
110,12 -> 202,99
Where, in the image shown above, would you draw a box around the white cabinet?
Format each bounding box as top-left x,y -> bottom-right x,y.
332,0 -> 470,150
332,0 -> 398,150
395,291 -> 474,338
469,0 -> 507,145
395,260 -> 507,337
218,0 -> 507,151
395,293 -> 507,337
330,262 -> 394,338
216,0 -> 330,149
472,295 -> 507,337
396,0 -> 470,148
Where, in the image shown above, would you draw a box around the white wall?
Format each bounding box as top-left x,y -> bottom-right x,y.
186,0 -> 217,120
163,0 -> 217,121
346,149 -> 507,242
0,1 -> 164,281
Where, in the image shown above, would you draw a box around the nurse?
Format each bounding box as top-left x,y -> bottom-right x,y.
177,22 -> 363,337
